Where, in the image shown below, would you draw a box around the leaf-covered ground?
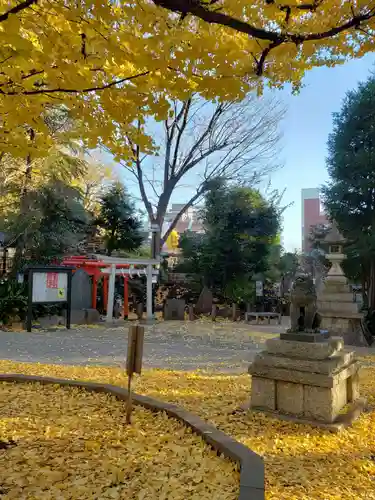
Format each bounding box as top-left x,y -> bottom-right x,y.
0,382 -> 239,500
0,360 -> 374,499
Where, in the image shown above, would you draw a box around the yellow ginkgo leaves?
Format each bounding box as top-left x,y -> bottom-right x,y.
0,381 -> 239,500
0,360 -> 375,499
1,0 -> 375,158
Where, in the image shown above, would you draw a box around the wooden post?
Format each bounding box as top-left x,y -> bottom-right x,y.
188,305 -> 194,321
232,303 -> 237,322
126,325 -> 144,424
136,302 -> 143,320
245,303 -> 250,323
126,372 -> 133,424
26,269 -> 34,332
66,270 -> 72,330
146,264 -> 153,321
211,304 -> 217,321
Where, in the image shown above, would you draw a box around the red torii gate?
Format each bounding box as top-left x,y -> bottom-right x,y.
60,256 -> 131,318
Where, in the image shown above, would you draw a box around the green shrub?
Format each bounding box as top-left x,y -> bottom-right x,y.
0,278 -> 65,326
0,279 -> 28,325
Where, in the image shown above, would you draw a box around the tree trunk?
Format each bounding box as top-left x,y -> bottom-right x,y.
12,148 -> 34,273
368,259 -> 375,310
366,260 -> 375,309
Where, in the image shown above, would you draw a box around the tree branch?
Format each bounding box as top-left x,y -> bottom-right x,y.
0,71 -> 150,96
134,168 -> 154,223
152,0 -> 375,74
129,93 -> 283,248
271,0 -> 324,24
171,98 -> 192,175
256,41 -> 282,76
0,0 -> 37,23
163,121 -> 172,191
178,102 -> 226,176
124,133 -> 155,222
153,0 -> 282,41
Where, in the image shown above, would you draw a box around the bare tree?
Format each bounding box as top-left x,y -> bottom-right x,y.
119,93 -> 284,247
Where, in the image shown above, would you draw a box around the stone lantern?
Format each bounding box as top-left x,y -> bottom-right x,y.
324,223 -> 346,283
247,222 -> 365,429
315,223 -> 366,346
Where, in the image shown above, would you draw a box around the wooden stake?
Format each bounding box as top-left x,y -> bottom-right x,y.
125,325 -> 144,425
126,373 -> 133,424
188,304 -> 195,321
211,304 -> 217,321
232,303 -> 237,322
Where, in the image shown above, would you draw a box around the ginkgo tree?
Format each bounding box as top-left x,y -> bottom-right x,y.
119,93 -> 283,247
1,0 -> 375,159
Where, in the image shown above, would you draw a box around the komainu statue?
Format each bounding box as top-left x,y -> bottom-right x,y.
289,272 -> 318,332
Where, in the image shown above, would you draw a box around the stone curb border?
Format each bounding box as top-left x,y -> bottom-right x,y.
0,374 -> 265,500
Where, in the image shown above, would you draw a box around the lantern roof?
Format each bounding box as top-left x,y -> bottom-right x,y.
323,222 -> 346,244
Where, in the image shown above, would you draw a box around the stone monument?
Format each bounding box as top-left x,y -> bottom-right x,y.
195,286 -> 213,315
67,269 -> 100,324
71,269 -> 92,310
249,267 -> 364,428
164,298 -> 186,320
316,224 -> 365,346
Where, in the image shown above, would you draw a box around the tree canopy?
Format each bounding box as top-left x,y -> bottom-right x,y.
2,180 -> 90,266
180,182 -> 281,302
0,145 -> 122,269
322,73 -> 375,307
1,0 -> 375,158
96,183 -> 143,256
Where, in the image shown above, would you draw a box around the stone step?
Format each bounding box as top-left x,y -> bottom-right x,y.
318,293 -> 355,302
322,284 -> 351,293
317,301 -> 360,314
319,311 -> 363,319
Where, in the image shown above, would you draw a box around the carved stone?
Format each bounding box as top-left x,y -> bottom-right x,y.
195,286 -> 213,314
289,272 -> 317,332
164,298 -> 185,320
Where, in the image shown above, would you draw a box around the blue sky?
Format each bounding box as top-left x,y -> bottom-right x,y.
105,54 -> 375,251
272,54 -> 375,251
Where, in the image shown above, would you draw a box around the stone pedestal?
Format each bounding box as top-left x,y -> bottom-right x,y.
317,281 -> 366,346
249,337 -> 361,424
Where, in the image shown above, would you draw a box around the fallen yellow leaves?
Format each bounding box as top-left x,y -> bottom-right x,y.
0,381 -> 239,500
0,359 -> 374,499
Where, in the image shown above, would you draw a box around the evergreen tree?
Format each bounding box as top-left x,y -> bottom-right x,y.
3,180 -> 90,266
322,73 -> 375,308
180,183 -> 280,302
96,183 -> 143,256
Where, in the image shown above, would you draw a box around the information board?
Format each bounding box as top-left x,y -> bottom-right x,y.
32,271 -> 68,303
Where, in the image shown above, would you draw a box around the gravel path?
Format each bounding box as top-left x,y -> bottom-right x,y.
0,321 -> 282,372
0,320 -> 373,372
